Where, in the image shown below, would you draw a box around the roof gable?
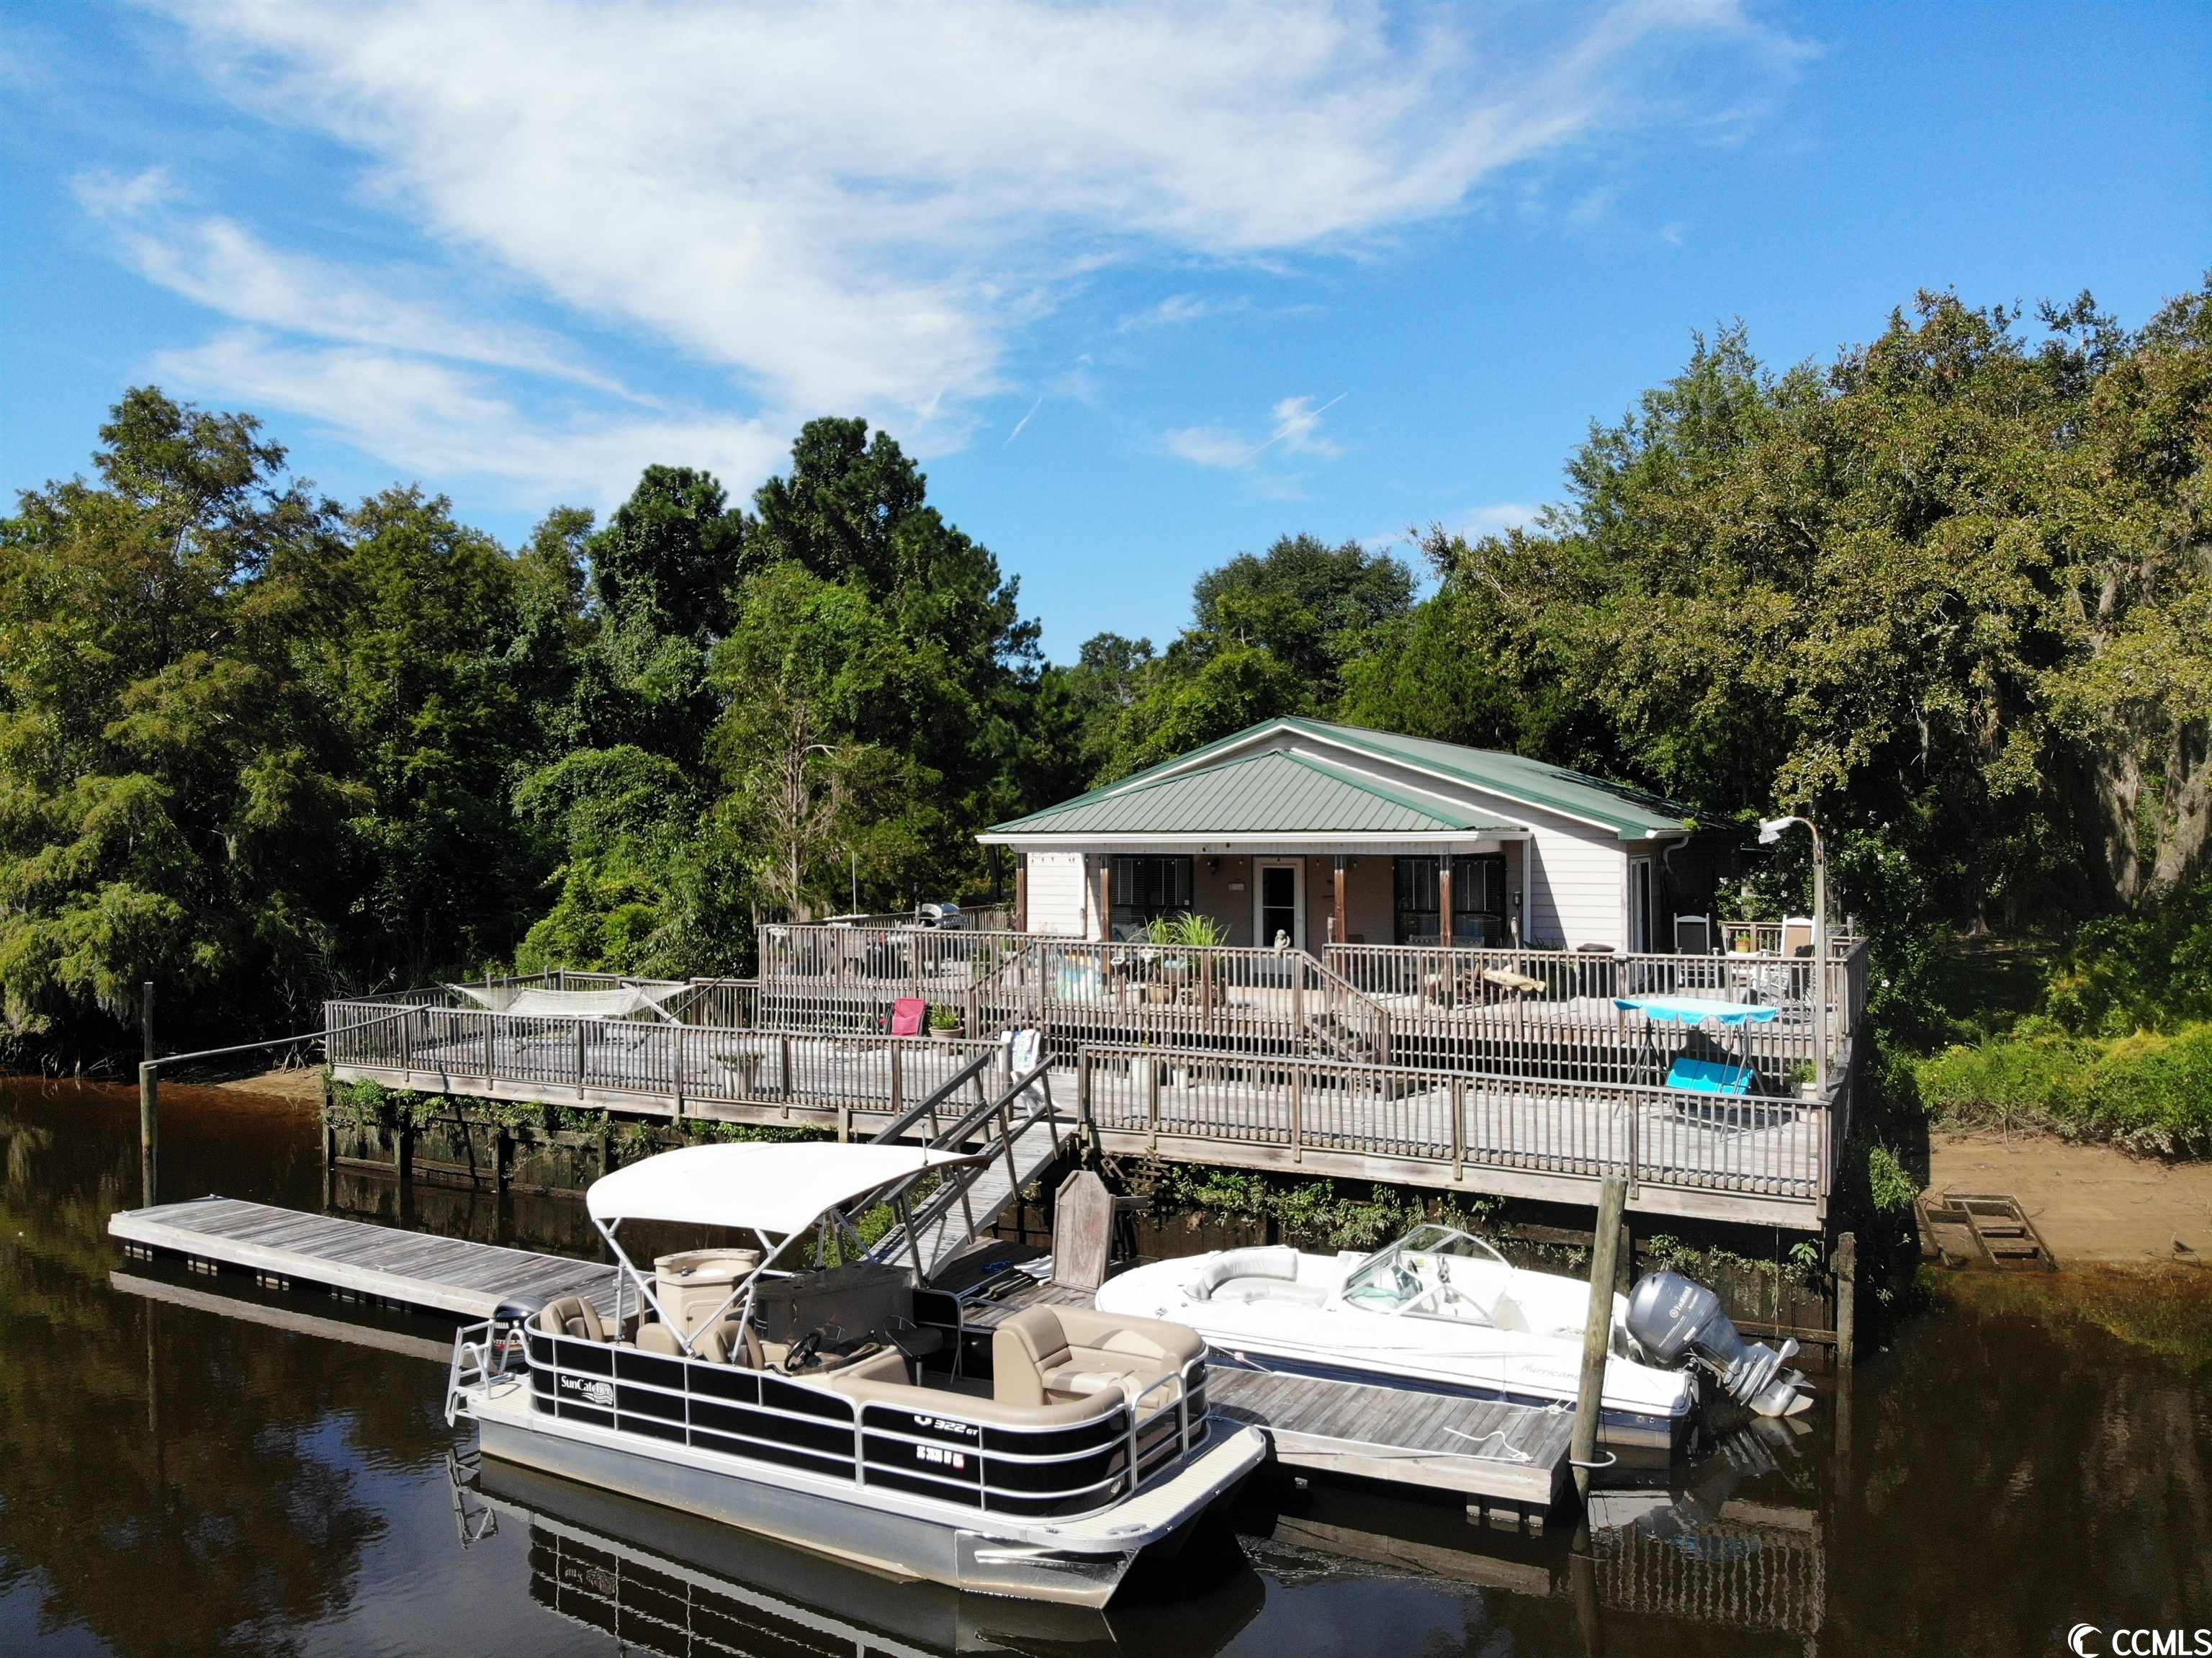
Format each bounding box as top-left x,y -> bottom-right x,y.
982,748 -> 1509,838
985,718 -> 1695,841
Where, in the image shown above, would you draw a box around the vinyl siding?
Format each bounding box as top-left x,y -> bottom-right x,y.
1025,851 -> 1087,938
1522,817 -> 1627,950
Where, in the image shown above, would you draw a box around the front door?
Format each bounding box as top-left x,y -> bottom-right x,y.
1254,860 -> 1303,951
1628,856 -> 1655,952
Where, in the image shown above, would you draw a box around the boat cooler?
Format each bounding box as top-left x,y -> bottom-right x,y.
653,1248 -> 762,1339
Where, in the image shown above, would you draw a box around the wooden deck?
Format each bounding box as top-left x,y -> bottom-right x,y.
1208,1367 -> 1571,1510
109,1197 -> 616,1319
328,1016 -> 1833,1229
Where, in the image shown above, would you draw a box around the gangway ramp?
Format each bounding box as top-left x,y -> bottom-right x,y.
866,1052 -> 1079,1281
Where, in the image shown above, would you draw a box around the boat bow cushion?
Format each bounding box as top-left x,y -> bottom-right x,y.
1183,1246 -> 1300,1302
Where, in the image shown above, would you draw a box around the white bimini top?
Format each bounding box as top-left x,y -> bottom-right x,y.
583,1142 -> 989,1234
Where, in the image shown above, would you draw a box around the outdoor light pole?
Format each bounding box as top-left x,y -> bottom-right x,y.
1758,814 -> 1827,1097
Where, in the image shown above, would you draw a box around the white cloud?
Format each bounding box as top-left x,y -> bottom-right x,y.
1161,425 -> 1256,470
153,330 -> 783,509
1462,501 -> 1545,537
1166,392 -> 1345,471
1116,292 -> 1249,333
139,0 -> 1805,447
76,169 -> 633,398
1568,185 -> 1616,226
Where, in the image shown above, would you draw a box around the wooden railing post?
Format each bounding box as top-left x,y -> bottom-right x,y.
1146,1055 -> 1161,1151
889,1044 -> 904,1120
1450,1076 -> 1465,1180
573,1017 -> 586,1095
1291,1065 -> 1303,1164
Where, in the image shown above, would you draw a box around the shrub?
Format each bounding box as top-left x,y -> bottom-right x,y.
2077,1026 -> 2212,1157
1914,1032 -> 2092,1135
1912,1021 -> 2212,1157
1866,1144 -> 1917,1214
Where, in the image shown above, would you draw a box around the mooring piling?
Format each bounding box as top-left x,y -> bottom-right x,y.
1570,1173 -> 1628,1502
138,980 -> 157,1209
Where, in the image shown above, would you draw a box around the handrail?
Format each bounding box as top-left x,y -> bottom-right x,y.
865,1049 -> 998,1146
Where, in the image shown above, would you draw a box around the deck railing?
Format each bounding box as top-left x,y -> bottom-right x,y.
1073,1044 -> 1825,1203
750,923 -> 1866,1095
327,993 -> 1835,1213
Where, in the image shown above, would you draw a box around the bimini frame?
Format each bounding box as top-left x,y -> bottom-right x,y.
587,1145 -> 995,1357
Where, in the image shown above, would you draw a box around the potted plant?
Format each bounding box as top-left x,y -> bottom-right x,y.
927,1003 -> 963,1041
1790,1059 -> 1821,1099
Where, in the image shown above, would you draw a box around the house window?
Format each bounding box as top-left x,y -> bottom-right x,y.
1109,856 -> 1193,936
1394,855 -> 1508,946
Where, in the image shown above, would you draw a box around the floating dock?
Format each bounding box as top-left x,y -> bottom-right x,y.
109,1196 -> 616,1318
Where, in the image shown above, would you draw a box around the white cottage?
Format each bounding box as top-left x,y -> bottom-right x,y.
979,717 -> 1709,953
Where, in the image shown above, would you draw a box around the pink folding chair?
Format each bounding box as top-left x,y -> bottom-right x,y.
889,997 -> 925,1037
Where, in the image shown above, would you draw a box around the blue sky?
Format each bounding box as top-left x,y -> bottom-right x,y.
3,1 -> 2206,660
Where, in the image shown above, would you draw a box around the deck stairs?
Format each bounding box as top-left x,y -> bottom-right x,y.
863,1049 -> 1076,1282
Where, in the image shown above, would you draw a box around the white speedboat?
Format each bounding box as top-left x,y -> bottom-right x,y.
444,1142 -> 1266,1606
1093,1224 -> 1810,1452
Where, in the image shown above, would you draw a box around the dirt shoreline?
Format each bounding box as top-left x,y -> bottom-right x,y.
1927,1126 -> 2212,1266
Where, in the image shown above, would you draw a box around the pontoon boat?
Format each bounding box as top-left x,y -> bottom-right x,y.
444,1142 -> 1266,1606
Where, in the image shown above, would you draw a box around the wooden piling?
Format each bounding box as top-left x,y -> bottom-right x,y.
1570,1174 -> 1627,1502
1834,1229 -> 1857,1368
138,982 -> 157,1209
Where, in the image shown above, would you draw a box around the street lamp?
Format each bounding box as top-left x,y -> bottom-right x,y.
1758,815 -> 1827,1097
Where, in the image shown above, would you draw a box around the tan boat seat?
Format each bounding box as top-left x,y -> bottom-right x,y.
992,1305 -> 1202,1409
537,1295 -> 606,1343
634,1317 -> 763,1368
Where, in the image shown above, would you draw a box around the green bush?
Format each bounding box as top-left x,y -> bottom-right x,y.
2076,1026 -> 2212,1157
1913,1021 -> 2212,1157
1866,1144 -> 1917,1214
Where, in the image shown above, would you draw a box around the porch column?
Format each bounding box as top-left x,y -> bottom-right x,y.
1012,853 -> 1029,933
1437,852 -> 1454,949
1331,855 -> 1348,947
1090,856 -> 1112,942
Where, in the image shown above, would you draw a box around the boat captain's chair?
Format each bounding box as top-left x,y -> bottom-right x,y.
536,1295 -> 606,1343
992,1305 -> 1202,1410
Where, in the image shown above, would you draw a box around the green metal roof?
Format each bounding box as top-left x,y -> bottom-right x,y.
983,748 -> 1509,838
984,717 -> 1694,841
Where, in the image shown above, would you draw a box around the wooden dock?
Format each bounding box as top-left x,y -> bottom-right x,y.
109,1197 -> 616,1319
1209,1367 -> 1571,1512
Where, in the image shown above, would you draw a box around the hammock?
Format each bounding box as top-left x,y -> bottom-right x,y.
448,982 -> 687,1022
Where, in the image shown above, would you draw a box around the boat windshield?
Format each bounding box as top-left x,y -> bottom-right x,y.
1339,1225 -> 1508,1312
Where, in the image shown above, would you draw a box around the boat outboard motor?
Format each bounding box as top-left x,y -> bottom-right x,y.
1624,1271 -> 1809,1417
490,1294 -> 549,1366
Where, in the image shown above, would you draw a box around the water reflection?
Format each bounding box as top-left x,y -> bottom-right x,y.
5,1076 -> 2212,1658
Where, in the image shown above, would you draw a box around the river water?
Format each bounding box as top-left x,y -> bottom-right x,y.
3,1077 -> 2208,1657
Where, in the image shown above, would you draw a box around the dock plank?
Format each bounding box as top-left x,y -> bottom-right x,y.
109,1197 -> 616,1319
1210,1365 -> 1570,1507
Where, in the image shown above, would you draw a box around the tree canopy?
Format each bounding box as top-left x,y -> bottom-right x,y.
5,271 -> 2208,1065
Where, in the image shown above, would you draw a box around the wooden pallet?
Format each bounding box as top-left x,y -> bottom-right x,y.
1916,1189 -> 2056,1271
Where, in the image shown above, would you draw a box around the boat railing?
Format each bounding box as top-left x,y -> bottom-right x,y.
494,1322 -> 1210,1520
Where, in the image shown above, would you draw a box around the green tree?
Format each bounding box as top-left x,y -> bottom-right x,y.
0,389 -> 343,1044
1101,534 -> 1413,778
